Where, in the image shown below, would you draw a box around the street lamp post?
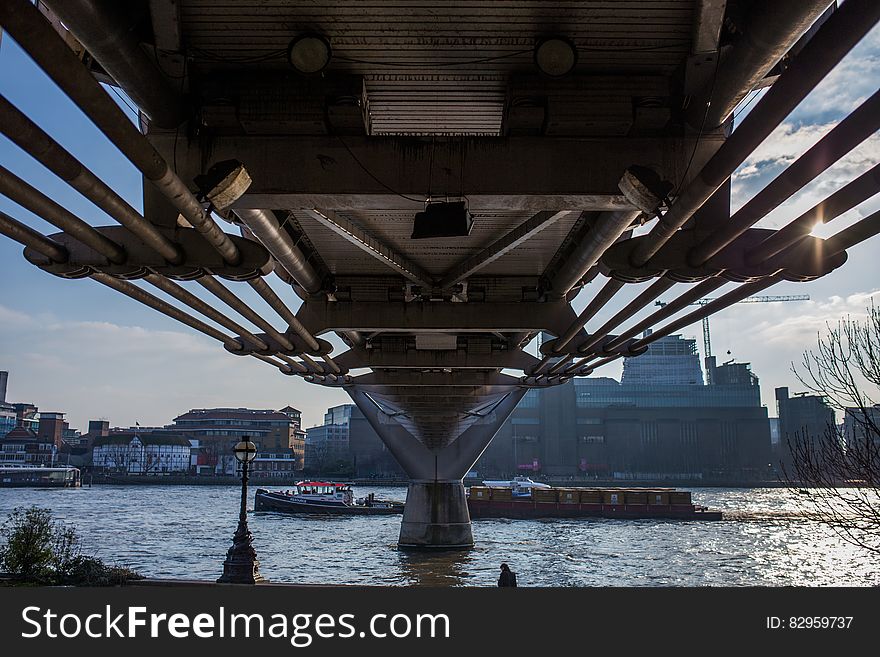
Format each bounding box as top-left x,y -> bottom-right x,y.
217,438 -> 267,584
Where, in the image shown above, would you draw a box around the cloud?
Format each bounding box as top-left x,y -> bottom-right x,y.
0,304 -> 35,328
731,125 -> 880,229
0,304 -> 347,430
750,291 -> 879,347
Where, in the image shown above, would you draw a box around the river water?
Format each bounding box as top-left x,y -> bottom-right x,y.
0,485 -> 876,586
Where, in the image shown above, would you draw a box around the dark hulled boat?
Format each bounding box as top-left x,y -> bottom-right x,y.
254,481 -> 404,515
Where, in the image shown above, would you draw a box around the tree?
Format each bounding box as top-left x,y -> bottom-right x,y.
783,303 -> 880,554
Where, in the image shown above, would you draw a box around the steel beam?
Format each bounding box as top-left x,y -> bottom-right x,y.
246,277 -> 323,355
0,95 -> 183,264
746,162 -> 880,264
155,134 -> 722,212
604,277 -> 727,351
632,0 -> 880,267
0,165 -> 126,264
91,273 -> 241,350
0,209 -> 69,263
143,274 -> 269,352
149,0 -> 181,52
296,300 -> 579,335
40,0 -> 186,128
692,0 -> 727,54
350,372 -> 521,388
630,276 -> 785,351
0,0 -> 239,264
823,207 -> 880,256
438,210 -> 577,288
687,1 -> 832,128
545,167 -> 667,295
576,278 -> 678,355
332,347 -> 540,372
552,278 -> 626,353
689,88 -> 880,266
234,208 -> 323,294
301,209 -> 434,288
196,277 -> 294,352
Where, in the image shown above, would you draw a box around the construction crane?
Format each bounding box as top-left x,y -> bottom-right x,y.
655,294 -> 810,380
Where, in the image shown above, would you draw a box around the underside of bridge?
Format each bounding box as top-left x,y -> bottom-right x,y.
1,0 -> 879,547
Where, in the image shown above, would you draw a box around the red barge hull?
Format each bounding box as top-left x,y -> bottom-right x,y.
467,499 -> 722,520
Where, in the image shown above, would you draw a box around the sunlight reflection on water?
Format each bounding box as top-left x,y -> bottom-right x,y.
0,485 -> 876,586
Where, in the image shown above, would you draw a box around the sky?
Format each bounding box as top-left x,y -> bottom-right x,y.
1,21 -> 878,432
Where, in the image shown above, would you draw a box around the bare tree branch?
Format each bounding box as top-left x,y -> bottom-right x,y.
782,302 -> 880,554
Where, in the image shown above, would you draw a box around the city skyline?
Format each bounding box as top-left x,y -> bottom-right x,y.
1,24 -> 878,432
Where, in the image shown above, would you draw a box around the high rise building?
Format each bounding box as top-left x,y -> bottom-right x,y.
620,333 -> 703,386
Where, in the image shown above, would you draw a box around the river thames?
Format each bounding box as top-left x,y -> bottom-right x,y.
0,485 -> 876,586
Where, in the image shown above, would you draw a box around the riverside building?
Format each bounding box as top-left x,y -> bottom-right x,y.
476,334 -> 772,481
170,406 -> 306,475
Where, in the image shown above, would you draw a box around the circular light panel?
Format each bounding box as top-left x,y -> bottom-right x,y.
534,37 -> 578,78
288,34 -> 332,75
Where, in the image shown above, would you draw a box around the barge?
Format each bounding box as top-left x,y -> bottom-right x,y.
467,477 -> 721,520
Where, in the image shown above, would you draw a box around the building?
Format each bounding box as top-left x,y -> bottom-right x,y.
620,332 -> 704,386
0,406 -> 14,440
0,371 -> 15,439
474,335 -> 772,481
91,431 -> 192,474
843,405 -> 880,451
774,387 -> 836,471
37,412 -> 66,450
306,404 -> 403,477
0,425 -> 58,466
170,407 -> 305,474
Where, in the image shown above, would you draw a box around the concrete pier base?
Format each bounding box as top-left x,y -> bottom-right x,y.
348,386 -> 527,548
397,481 -> 473,549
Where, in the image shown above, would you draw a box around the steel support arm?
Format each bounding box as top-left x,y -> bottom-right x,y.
0,95 -> 183,264
0,0 -> 240,265
632,0 -> 880,267
687,1 -> 832,128
40,0 -> 186,129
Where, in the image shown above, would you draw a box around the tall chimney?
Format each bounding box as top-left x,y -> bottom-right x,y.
0,371 -> 7,404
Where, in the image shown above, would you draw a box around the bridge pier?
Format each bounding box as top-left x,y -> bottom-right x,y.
398,481 -> 473,549
349,387 -> 526,549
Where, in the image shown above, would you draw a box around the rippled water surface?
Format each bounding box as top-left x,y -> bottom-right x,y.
1,485 -> 876,586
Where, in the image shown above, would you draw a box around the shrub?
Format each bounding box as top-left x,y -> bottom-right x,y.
0,506 -> 60,583
0,506 -> 142,586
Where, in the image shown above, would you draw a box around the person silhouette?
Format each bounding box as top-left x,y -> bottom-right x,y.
498,562 -> 517,587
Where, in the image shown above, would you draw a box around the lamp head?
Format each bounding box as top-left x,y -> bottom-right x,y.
233,439 -> 257,463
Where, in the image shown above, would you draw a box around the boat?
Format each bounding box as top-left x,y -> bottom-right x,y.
254,481 -> 404,515
467,482 -> 722,520
480,475 -> 552,497
0,465 -> 81,488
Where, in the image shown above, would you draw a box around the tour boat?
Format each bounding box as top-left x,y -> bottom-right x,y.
0,465 -> 81,488
254,481 -> 404,515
